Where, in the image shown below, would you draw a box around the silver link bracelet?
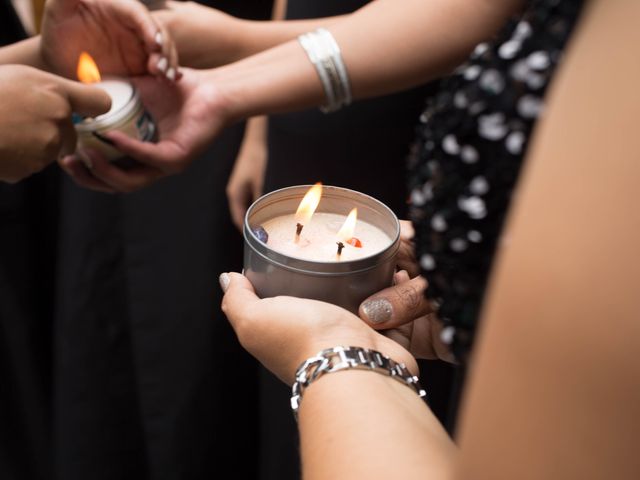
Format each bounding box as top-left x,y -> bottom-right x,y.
290,346 -> 427,420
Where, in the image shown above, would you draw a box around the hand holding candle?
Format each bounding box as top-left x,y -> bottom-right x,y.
61,67 -> 229,193
73,52 -> 157,163
0,64 -> 110,183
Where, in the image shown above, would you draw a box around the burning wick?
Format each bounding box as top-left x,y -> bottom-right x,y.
336,242 -> 345,256
337,208 -> 363,250
294,182 -> 322,241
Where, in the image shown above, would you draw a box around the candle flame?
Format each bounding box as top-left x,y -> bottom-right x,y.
337,208 -> 358,242
295,182 -> 323,225
77,52 -> 101,84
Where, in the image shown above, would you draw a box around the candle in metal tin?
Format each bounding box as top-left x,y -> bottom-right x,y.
243,184 -> 400,313
73,52 -> 156,161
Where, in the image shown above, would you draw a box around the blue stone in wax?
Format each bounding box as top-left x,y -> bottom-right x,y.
251,225 -> 269,243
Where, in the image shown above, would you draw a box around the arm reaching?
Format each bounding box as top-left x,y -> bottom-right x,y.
86,0 -> 521,192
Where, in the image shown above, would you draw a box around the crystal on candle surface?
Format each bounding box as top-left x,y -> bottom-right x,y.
347,238 -> 362,248
251,226 -> 269,244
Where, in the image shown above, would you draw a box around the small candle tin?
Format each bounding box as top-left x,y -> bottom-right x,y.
73,77 -> 156,161
243,185 -> 401,313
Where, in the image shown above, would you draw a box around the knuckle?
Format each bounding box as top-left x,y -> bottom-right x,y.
396,284 -> 424,315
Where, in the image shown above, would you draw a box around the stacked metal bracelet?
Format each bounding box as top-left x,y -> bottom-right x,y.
298,28 -> 353,113
290,346 -> 427,420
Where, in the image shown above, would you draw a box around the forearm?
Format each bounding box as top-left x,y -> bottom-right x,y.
158,1 -> 344,69
210,0 -> 523,120
299,370 -> 455,480
0,37 -> 45,68
243,115 -> 268,144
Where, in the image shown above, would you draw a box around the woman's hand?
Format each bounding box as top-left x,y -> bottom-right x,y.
226,117 -> 268,230
359,270 -> 455,363
220,272 -> 418,385
0,65 -> 110,183
41,0 -> 179,80
59,68 -> 229,192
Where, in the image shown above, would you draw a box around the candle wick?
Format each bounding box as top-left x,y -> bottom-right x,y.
295,223 -> 304,241
336,241 -> 345,256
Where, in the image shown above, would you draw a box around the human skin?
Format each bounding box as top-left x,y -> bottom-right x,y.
0,65 -> 110,182
61,0 -> 523,192
221,1 -> 640,478
0,0 -> 179,185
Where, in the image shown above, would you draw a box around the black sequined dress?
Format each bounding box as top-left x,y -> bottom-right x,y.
408,0 -> 585,363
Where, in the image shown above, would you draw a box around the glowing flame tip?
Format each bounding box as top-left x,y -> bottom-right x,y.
77,52 -> 101,84
337,208 -> 358,242
295,182 -> 323,225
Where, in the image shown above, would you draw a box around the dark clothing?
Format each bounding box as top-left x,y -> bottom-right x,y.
258,3 -> 455,480
0,2 -> 55,479
408,0 -> 585,425
410,0 -> 585,361
0,2 -> 271,479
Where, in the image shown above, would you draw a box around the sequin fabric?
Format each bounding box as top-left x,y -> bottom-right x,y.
408,0 -> 584,361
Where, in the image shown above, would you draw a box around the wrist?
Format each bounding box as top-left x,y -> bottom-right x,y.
291,346 -> 426,420
205,40 -> 326,123
157,5 -> 248,68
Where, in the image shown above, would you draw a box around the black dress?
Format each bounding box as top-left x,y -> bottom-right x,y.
258,2 -> 455,480
1,2 -> 271,480
408,0 -> 585,418
0,3 -> 57,479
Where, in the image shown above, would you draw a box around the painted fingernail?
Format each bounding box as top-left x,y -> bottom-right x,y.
157,56 -> 168,73
166,67 -> 176,81
219,273 -> 230,293
155,31 -> 163,47
361,298 -> 393,324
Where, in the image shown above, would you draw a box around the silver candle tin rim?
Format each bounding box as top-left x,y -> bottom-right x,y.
75,76 -> 141,133
244,185 -> 401,275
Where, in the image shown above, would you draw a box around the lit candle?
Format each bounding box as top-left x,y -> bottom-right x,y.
73,52 -> 156,161
294,182 -> 322,240
259,185 -> 390,262
243,184 -> 400,313
261,211 -> 390,262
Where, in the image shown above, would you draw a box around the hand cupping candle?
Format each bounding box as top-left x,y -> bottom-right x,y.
73,52 -> 156,161
244,184 -> 400,313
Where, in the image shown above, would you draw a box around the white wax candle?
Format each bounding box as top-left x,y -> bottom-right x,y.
75,76 -> 155,161
93,78 -> 135,118
261,212 -> 391,262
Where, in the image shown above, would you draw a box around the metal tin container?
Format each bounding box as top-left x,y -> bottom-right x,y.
74,76 -> 156,161
244,185 -> 400,313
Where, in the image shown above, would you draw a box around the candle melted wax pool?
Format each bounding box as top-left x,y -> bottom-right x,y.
260,212 -> 391,262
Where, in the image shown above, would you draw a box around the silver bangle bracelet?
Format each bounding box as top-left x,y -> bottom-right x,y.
290,346 -> 427,420
316,28 -> 352,107
299,32 -> 338,111
298,29 -> 353,113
